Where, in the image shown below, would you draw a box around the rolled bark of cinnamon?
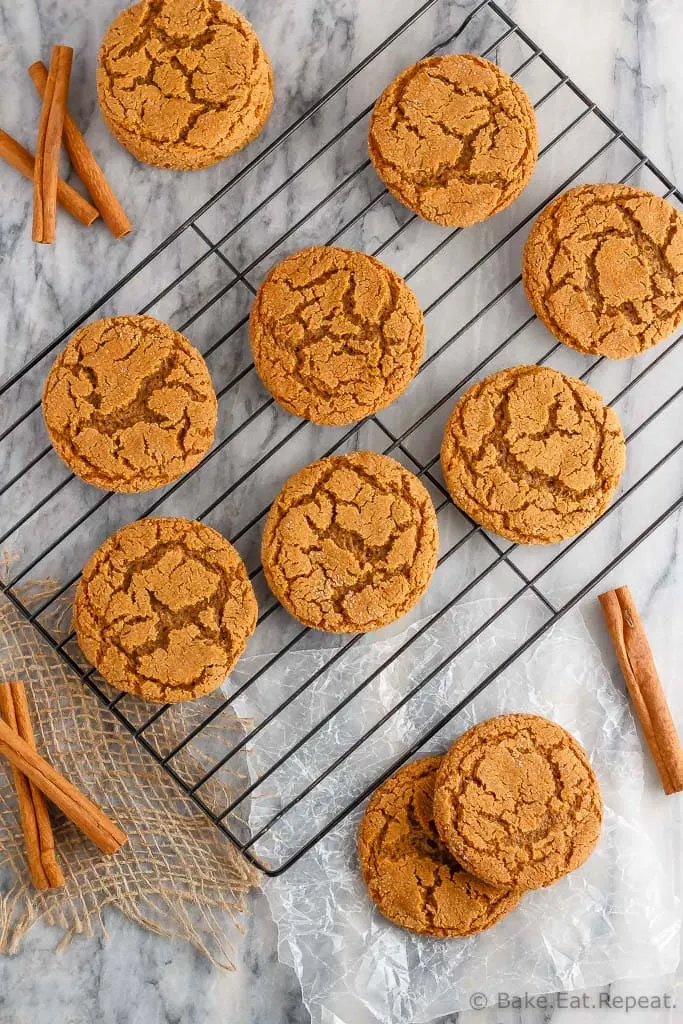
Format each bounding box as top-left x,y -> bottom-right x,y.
7,682 -> 65,887
29,61 -> 131,239
0,684 -> 51,889
599,586 -> 683,795
0,129 -> 98,226
32,45 -> 73,243
0,714 -> 127,855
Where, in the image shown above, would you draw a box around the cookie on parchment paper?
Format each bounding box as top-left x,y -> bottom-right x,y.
433,714 -> 603,891
358,756 -> 522,937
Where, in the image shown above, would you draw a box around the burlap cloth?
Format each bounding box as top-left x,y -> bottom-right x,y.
0,571 -> 259,967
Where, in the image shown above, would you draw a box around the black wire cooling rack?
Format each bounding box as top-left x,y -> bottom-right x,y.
1,0 -> 683,875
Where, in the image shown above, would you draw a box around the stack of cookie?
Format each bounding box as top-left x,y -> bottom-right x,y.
358,714 -> 602,938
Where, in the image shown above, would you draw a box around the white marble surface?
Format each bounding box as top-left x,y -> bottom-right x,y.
1,0 -> 683,1022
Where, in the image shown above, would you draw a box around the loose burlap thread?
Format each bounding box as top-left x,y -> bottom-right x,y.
0,573 -> 259,968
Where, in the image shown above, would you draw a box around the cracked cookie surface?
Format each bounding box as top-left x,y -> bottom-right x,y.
522,184 -> 683,358
43,315 -> 217,493
440,365 -> 625,545
261,451 -> 438,633
433,714 -> 603,890
97,0 -> 273,170
368,54 -> 537,227
74,517 -> 257,703
249,246 -> 425,425
358,756 -> 521,937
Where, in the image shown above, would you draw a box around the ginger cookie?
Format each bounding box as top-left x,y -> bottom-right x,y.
74,517 -> 257,703
261,451 -> 438,633
97,0 -> 274,170
43,315 -> 217,493
368,54 -> 537,227
249,247 -> 425,426
440,365 -> 625,545
358,757 -> 521,937
433,714 -> 603,890
522,184 -> 683,358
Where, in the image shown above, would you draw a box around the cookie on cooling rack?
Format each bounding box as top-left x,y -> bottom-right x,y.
74,517 -> 257,704
440,364 -> 626,545
261,451 -> 438,633
369,53 -> 538,226
523,184 -> 683,358
358,756 -> 522,937
42,315 -> 217,493
250,246 -> 425,425
433,714 -> 603,890
97,0 -> 273,170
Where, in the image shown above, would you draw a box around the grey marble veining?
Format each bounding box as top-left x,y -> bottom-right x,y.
0,891 -> 310,1024
1,0 -> 683,1022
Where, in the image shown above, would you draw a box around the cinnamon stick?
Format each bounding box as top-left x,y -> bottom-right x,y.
8,683 -> 65,888
29,61 -> 132,239
32,45 -> 73,244
599,586 -> 683,795
0,714 -> 127,855
0,129 -> 98,226
0,684 -> 50,890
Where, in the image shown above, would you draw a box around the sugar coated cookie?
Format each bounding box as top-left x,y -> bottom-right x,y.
433,714 -> 603,890
369,54 -> 537,226
43,315 -> 217,493
440,365 -> 625,544
261,451 -> 438,632
358,756 -> 521,936
74,517 -> 257,703
97,0 -> 273,170
523,184 -> 683,358
250,246 -> 424,425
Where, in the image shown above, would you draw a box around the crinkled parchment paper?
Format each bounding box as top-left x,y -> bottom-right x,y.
234,604 -> 680,1024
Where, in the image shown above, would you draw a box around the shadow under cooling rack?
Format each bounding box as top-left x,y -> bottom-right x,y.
1,0 -> 683,874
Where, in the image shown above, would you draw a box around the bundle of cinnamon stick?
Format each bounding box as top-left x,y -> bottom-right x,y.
0,680 -> 126,891
0,44 -> 131,244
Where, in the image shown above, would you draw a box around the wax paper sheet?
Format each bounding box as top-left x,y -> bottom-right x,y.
233,603 -> 680,1024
